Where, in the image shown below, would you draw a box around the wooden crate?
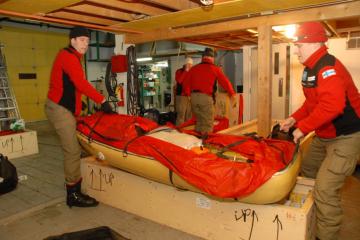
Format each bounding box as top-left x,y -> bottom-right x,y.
0,130 -> 38,159
81,157 -> 316,240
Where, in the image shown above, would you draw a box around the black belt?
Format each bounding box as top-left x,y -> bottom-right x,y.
191,90 -> 201,93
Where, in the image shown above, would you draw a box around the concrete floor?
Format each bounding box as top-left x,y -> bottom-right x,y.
0,121 -> 359,240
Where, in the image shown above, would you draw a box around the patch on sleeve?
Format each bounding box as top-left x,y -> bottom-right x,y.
321,69 -> 336,79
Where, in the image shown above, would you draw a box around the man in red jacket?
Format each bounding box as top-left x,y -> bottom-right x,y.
175,57 -> 193,126
183,48 -> 235,137
45,26 -> 113,208
281,22 -> 360,240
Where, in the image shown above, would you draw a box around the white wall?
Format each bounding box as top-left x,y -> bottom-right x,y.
289,38 -> 360,115
327,38 -> 360,90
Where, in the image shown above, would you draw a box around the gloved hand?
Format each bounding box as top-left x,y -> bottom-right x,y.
100,101 -> 114,114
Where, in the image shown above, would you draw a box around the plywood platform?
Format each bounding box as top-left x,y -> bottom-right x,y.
81,157 -> 316,240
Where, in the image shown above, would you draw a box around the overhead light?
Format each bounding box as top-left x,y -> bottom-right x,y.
272,24 -> 297,40
246,29 -> 258,34
200,0 -> 214,6
155,61 -> 168,67
136,57 -> 152,62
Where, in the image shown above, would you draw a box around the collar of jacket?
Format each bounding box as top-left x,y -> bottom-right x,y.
303,45 -> 328,69
67,46 -> 84,59
201,57 -> 214,64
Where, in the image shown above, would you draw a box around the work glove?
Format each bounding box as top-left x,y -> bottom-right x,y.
100,101 -> 114,114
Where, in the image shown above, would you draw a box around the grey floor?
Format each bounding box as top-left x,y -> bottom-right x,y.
0,121 -> 202,240
0,121 -> 359,240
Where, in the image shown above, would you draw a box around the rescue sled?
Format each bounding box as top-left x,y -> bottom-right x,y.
76,113 -> 312,204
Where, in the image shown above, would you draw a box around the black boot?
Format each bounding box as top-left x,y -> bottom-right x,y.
66,181 -> 99,208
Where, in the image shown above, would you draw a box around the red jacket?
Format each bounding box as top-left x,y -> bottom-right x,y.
292,46 -> 360,138
183,58 -> 235,97
175,67 -> 190,96
47,47 -> 104,116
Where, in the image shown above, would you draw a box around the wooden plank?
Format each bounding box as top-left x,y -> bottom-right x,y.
0,8 -> 142,34
0,0 -> 82,14
47,11 -> 120,26
64,4 -> 134,21
145,0 -> 199,10
257,25 -> 272,137
115,0 -> 338,31
87,0 -> 170,16
125,1 -> 360,44
81,157 -> 316,240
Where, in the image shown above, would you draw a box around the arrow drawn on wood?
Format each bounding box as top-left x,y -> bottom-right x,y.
20,135 -> 24,151
248,210 -> 258,240
272,214 -> 283,240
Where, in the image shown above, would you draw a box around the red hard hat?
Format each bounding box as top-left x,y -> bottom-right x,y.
295,22 -> 328,43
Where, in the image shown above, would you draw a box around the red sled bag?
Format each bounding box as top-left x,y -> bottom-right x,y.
0,154 -> 18,195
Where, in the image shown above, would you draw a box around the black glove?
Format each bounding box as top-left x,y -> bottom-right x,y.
100,101 -> 114,114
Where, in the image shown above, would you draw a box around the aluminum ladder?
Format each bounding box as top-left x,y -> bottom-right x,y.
0,43 -> 21,131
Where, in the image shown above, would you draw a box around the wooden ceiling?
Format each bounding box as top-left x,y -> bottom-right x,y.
1,0 -> 360,49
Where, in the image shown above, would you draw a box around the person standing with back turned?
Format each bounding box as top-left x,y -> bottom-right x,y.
280,22 -> 360,240
183,48 -> 235,138
45,26 -> 114,208
175,57 -> 193,126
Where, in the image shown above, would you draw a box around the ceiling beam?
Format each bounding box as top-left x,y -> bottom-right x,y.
0,0 -> 83,14
64,4 -> 134,21
87,0 -> 170,16
0,8 -> 141,34
125,1 -> 360,44
336,26 -> 360,33
145,0 -> 199,10
115,0 -> 340,31
47,11 -> 120,26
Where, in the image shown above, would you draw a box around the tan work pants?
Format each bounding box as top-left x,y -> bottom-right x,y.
190,92 -> 214,134
175,95 -> 192,126
45,99 -> 82,184
301,131 -> 360,240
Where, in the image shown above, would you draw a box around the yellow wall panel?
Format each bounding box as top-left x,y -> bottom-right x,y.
0,25 -> 68,121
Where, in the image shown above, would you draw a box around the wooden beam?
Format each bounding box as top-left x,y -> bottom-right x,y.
87,0 -> 170,16
257,25 -> 272,137
0,0 -> 83,14
324,20 -> 340,37
0,8 -> 142,34
47,11 -> 120,26
116,0 -> 338,31
145,0 -> 199,10
125,1 -> 360,44
335,26 -> 360,33
64,4 -> 134,21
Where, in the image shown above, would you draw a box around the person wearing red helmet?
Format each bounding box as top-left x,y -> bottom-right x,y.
45,26 -> 114,208
183,48 -> 235,137
280,22 -> 360,240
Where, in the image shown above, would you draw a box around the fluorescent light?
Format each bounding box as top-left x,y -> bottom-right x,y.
155,61 -> 168,67
272,24 -> 297,40
136,57 -> 152,62
246,29 -> 258,34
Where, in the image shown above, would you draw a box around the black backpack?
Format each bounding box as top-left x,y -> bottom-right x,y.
0,154 -> 18,195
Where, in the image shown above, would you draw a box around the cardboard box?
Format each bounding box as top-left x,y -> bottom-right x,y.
0,130 -> 38,159
81,157 -> 316,240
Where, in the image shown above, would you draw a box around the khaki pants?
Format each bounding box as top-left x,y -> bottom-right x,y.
45,99 -> 82,184
301,131 -> 360,240
175,95 -> 192,126
191,92 -> 214,134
